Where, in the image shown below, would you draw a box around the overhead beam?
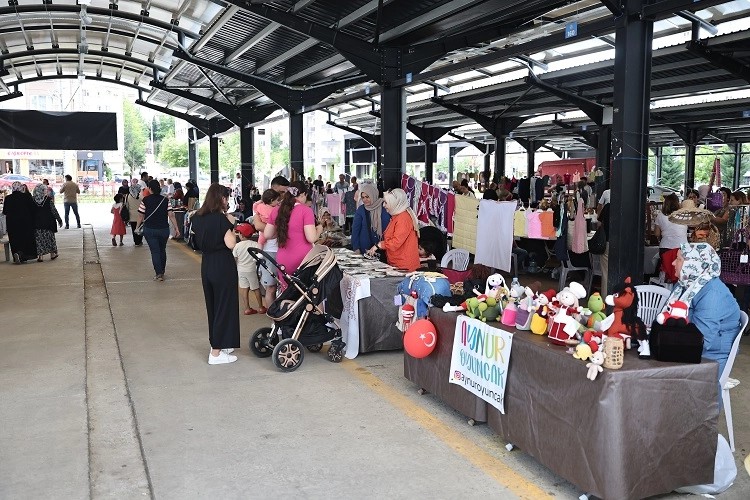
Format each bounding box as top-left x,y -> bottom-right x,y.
225,22 -> 279,64
525,72 -> 609,125
685,40 -> 750,85
151,81 -> 275,127
135,98 -> 234,136
0,48 -> 170,74
172,48 -> 367,113
599,0 -> 623,16
327,121 -> 380,148
0,91 -> 23,103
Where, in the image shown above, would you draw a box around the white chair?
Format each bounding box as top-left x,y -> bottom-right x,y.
587,254 -> 603,295
721,310 -> 748,452
648,271 -> 675,291
441,248 -> 470,271
558,259 -> 590,291
634,285 -> 672,330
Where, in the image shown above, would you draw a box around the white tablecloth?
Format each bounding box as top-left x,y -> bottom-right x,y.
340,273 -> 371,359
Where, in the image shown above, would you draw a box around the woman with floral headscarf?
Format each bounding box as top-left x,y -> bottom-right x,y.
32,183 -> 62,261
2,181 -> 37,263
669,242 -> 741,375
366,188 -> 420,271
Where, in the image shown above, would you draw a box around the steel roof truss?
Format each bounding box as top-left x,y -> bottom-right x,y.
685,40 -> 750,85
525,71 -> 607,125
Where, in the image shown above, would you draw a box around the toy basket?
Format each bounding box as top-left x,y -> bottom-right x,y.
720,229 -> 750,285
603,337 -> 624,370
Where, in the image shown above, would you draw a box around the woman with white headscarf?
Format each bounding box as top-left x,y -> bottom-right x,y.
351,182 -> 391,254
125,180 -> 144,246
366,188 -> 420,271
668,242 -> 741,375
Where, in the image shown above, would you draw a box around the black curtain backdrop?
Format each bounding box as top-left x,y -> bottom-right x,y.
0,110 -> 118,150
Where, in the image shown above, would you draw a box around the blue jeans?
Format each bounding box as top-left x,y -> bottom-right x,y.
143,226 -> 170,275
63,202 -> 80,227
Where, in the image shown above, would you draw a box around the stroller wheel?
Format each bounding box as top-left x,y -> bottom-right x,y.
306,343 -> 323,352
250,327 -> 277,358
272,339 -> 305,372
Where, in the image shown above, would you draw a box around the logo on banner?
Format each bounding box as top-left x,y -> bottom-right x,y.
448,316 -> 513,413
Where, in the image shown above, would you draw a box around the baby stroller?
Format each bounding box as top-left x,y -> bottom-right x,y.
247,245 -> 346,372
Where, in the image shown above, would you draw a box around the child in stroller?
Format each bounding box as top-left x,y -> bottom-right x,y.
247,245 -> 346,372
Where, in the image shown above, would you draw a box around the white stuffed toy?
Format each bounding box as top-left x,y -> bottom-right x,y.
586,350 -> 605,381
548,281 -> 587,346
473,273 -> 508,305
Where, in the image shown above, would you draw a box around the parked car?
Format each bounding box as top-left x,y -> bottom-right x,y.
648,185 -> 682,202
0,174 -> 38,191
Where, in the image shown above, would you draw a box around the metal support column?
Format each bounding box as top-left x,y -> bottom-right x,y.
655,146 -> 662,184
289,113 -> 304,179
685,143 -> 696,190
449,146 -> 462,185
596,125 -> 612,198
733,143 -> 741,189
188,127 -> 198,184
209,121 -> 219,184
424,143 -> 436,183
381,86 -> 406,189
240,126 -> 254,198
493,136 -> 506,183
608,0 -> 653,290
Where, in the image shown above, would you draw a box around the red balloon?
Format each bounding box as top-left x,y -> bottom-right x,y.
404,319 -> 437,358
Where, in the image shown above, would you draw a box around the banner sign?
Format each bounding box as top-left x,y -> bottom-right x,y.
448,316 -> 513,413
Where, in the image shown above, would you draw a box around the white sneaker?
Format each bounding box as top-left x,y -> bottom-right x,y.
222,348 -> 235,354
208,351 -> 237,365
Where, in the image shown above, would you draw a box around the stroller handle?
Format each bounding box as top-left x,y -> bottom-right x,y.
246,247 -> 306,289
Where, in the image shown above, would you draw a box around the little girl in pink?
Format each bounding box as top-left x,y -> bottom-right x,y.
111,193 -> 127,246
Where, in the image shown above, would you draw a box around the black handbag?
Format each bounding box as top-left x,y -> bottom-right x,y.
588,226 -> 606,254
649,318 -> 704,363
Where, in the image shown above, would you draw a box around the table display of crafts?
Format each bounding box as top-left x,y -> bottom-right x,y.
332,248 -> 409,278
435,274 -> 662,381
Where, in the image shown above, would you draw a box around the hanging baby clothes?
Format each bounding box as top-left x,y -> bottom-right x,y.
326,193 -> 342,216
526,210 -> 543,239
452,194 -> 480,253
475,200 -> 516,272
417,181 -> 431,224
445,192 -> 456,234
571,197 -> 588,254
539,211 -> 556,239
513,209 -> 527,237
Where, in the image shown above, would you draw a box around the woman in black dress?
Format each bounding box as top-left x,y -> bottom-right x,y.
190,183 -> 240,365
32,183 -> 62,261
2,182 -> 37,263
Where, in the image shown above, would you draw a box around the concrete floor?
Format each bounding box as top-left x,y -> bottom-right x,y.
1,203 -> 749,499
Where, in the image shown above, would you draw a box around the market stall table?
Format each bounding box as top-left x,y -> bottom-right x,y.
334,248 -> 406,358
405,308 -> 719,500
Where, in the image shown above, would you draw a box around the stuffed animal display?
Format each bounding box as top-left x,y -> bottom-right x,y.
586,351 -> 605,381
548,281 -> 587,346
604,277 -> 649,358
656,300 -> 689,325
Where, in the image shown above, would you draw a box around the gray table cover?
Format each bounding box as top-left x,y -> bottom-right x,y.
357,275 -> 404,353
406,309 -> 719,500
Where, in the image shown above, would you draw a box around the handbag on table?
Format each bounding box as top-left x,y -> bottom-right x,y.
649,319 -> 703,363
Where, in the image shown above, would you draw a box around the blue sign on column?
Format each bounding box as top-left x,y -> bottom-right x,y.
743,110 -> 750,118
565,22 -> 578,39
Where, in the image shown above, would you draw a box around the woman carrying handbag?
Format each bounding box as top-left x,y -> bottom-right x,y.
136,180 -> 180,281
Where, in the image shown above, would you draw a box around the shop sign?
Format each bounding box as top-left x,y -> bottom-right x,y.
449,316 -> 513,414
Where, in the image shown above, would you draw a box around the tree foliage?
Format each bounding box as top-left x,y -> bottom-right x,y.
158,136 -> 188,169
658,147 -> 684,190
123,101 -> 148,172
152,115 -> 175,157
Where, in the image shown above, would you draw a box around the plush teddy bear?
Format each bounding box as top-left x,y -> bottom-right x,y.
548,281 -> 587,346
586,350 -> 605,381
